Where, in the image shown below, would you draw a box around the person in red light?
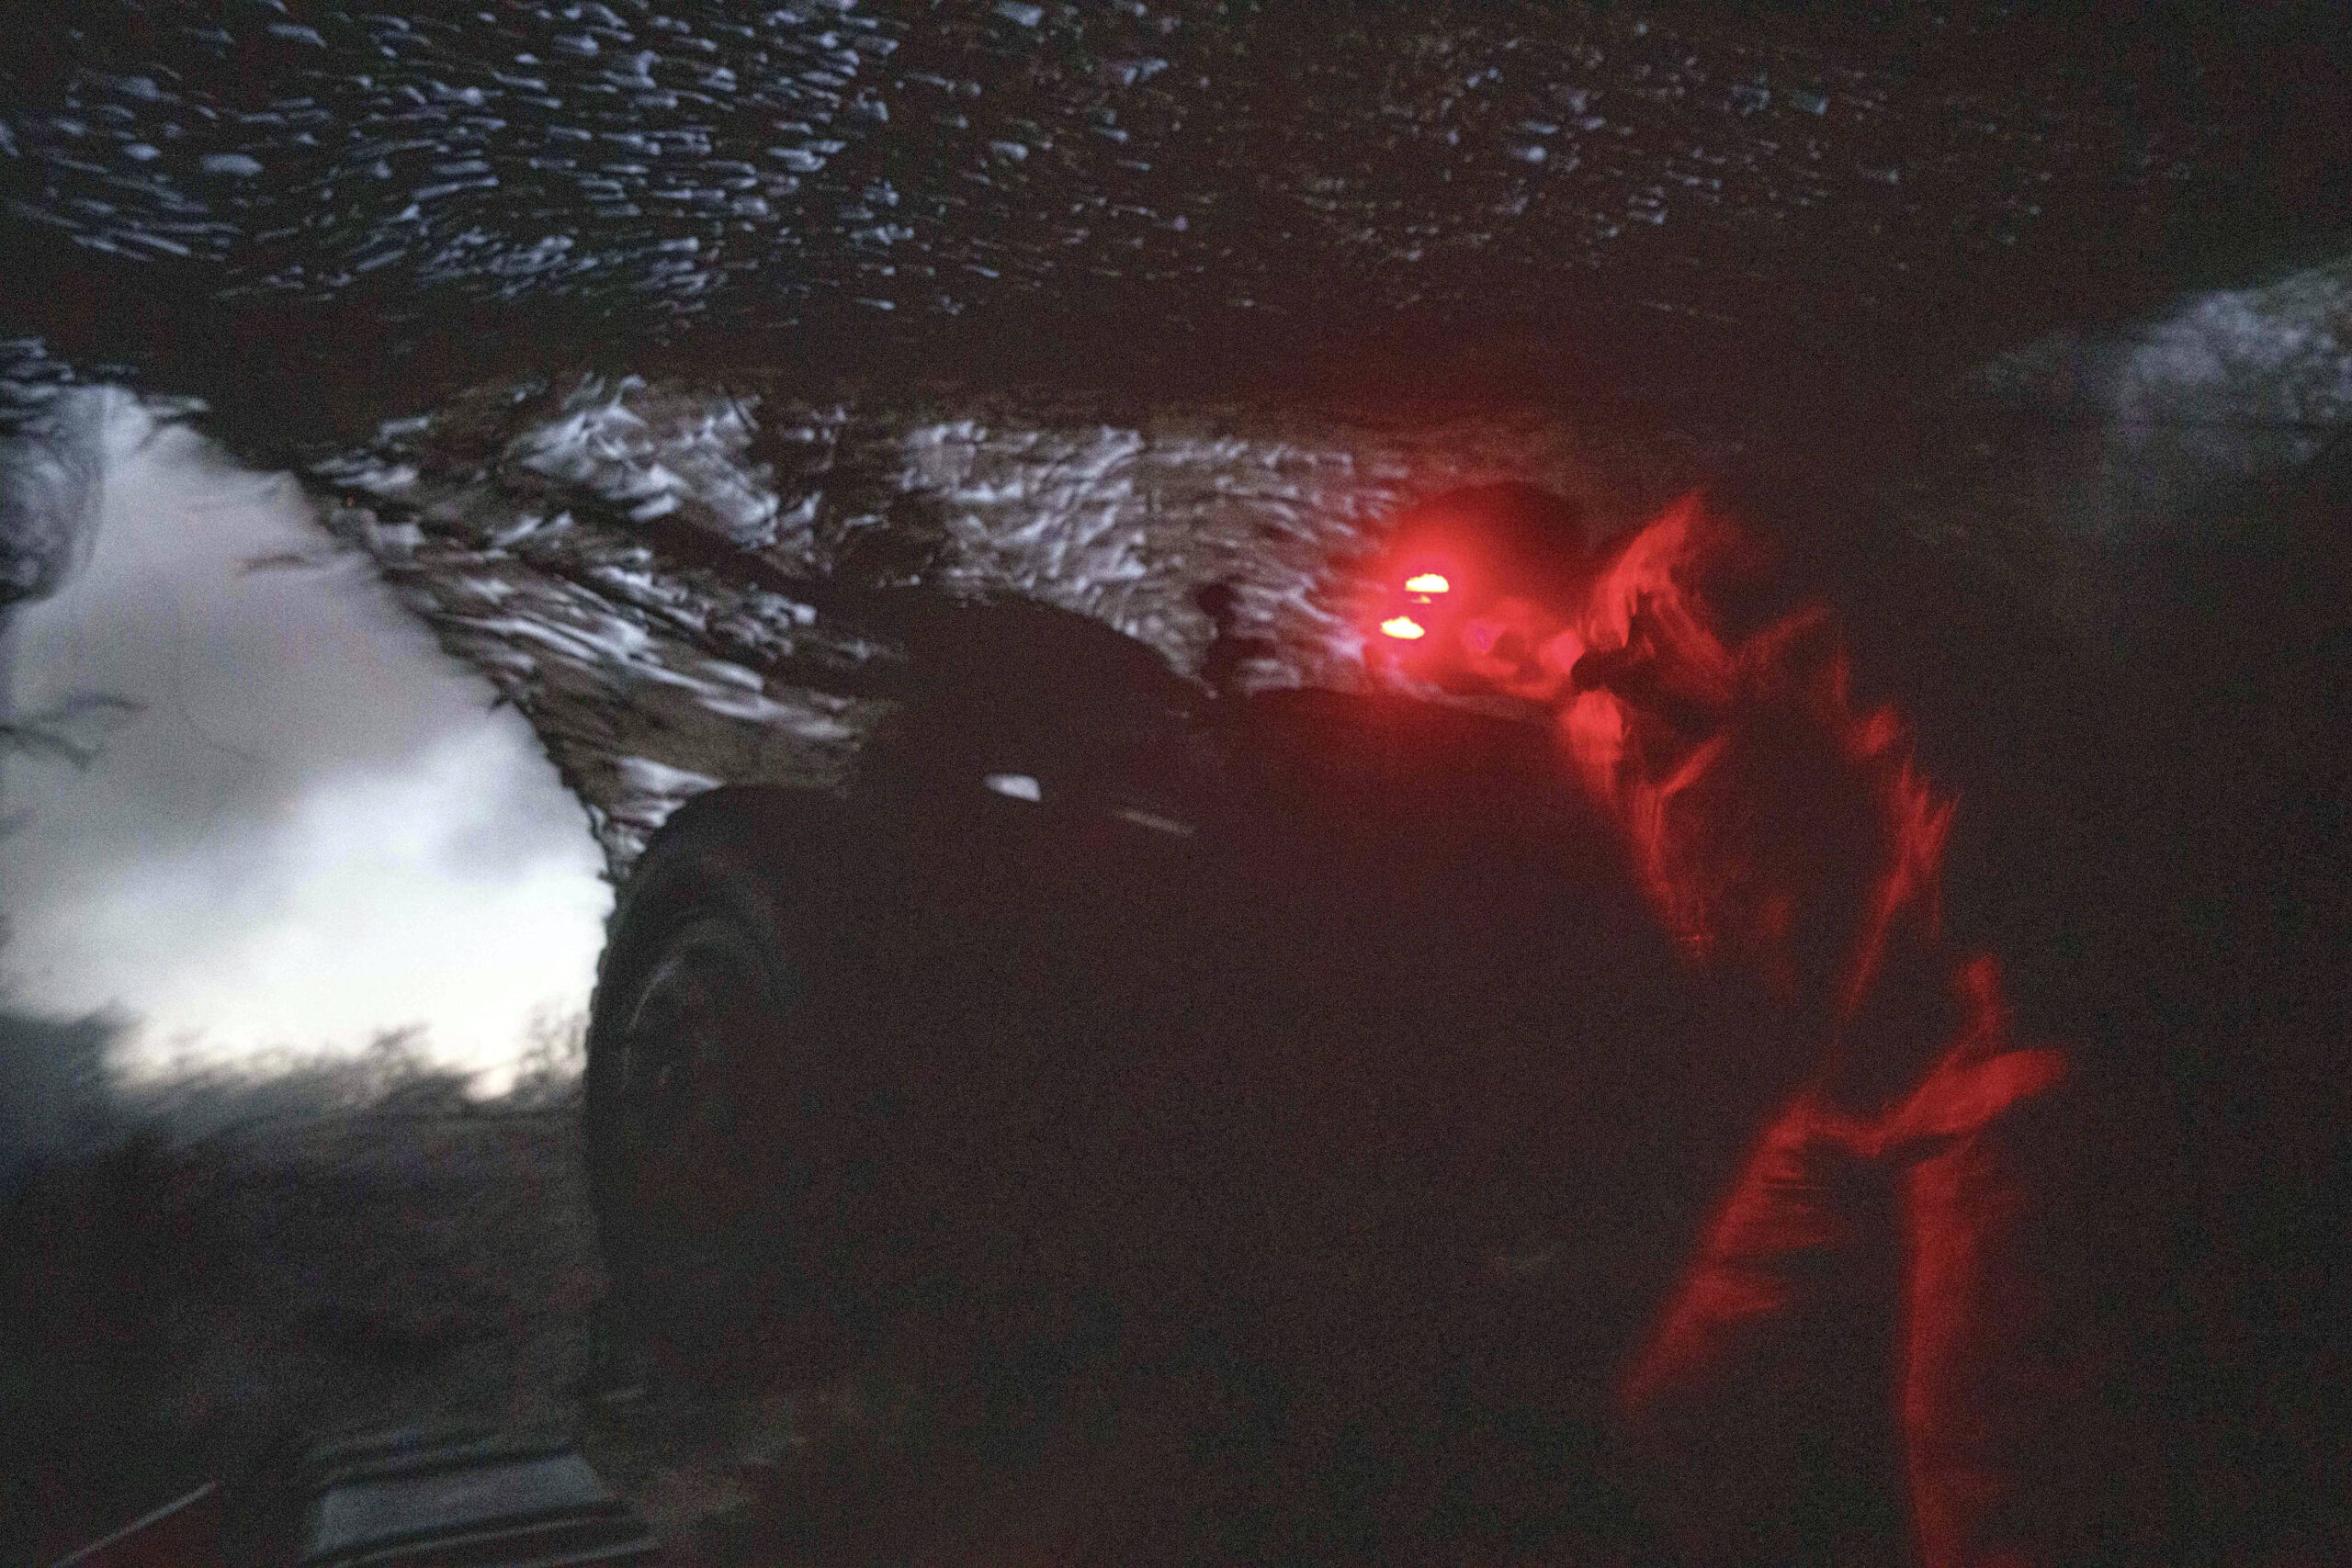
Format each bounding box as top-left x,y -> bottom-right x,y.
1555,500 -> 2101,1567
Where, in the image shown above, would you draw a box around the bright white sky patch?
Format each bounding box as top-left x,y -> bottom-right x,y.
1,394 -> 609,1092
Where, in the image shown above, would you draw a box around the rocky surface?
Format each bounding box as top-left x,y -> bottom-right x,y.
302,367 -> 1727,872
290,251 -> 2352,878
5,3 -> 2346,435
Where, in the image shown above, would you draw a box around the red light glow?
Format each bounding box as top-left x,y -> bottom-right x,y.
1380,615 -> 1428,640
1556,495 -> 1953,1019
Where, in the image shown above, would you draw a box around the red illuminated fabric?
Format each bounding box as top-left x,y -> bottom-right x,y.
1619,984 -> 2085,1567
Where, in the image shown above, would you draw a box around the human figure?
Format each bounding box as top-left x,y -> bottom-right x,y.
1557,503 -> 2099,1566
1193,580 -> 1275,699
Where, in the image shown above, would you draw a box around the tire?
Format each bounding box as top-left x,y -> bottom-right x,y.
585,786 -> 877,1382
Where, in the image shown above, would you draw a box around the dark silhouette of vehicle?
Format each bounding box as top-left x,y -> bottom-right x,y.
583,488 -> 1766,1394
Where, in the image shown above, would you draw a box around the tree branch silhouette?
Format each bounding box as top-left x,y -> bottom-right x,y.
0,693 -> 144,771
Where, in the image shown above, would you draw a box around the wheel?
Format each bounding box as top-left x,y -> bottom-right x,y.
585,787 -> 875,1381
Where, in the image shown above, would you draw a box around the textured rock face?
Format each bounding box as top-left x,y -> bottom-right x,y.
3,3 -> 2343,414
305,370 -> 1725,872
0,385 -> 107,612
288,252 -> 2350,888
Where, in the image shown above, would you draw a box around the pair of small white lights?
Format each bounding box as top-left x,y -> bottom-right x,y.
1381,571 -> 1452,641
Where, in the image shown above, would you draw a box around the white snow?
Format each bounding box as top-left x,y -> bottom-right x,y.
311,455 -> 419,495
507,376 -> 782,546
614,755 -> 721,799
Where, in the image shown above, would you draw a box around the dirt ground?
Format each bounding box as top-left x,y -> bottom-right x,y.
0,1013 -> 838,1566
0,1090 -> 906,1564
6,950 -> 2349,1566
1,1040 -> 1651,1568
2,1063 -> 613,1565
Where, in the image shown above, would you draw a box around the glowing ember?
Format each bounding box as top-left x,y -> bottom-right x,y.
1405,572 -> 1452,595
1380,615 -> 1428,640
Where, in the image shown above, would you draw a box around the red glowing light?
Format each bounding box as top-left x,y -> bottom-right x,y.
1380,615 -> 1428,640
1557,495 -> 1954,1018
1404,572 -> 1452,595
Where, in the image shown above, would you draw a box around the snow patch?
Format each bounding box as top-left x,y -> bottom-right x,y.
614,755 -> 721,800
508,376 -> 782,547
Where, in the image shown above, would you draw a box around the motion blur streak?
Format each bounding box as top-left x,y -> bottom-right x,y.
1559,495 -> 1953,1016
